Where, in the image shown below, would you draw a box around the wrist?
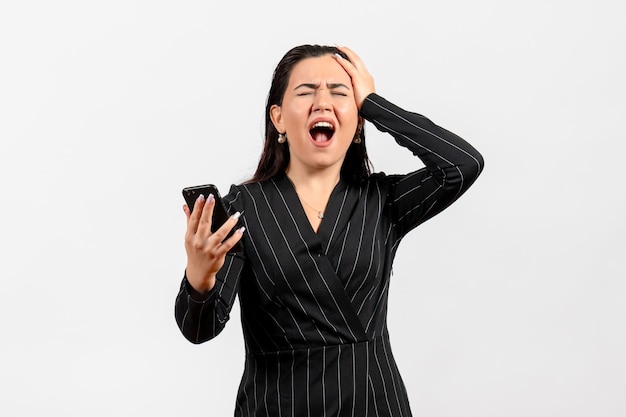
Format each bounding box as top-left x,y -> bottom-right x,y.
184,268 -> 216,295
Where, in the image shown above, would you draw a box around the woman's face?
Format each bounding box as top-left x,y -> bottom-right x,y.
270,54 -> 359,175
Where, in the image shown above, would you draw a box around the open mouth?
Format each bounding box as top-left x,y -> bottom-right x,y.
309,121 -> 335,143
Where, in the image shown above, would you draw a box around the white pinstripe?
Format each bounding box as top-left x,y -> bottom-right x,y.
381,337 -> 405,417
325,186 -> 351,254
373,339 -> 394,416
276,352 -> 282,417
306,348 -> 311,417
334,222 -> 351,274
322,345 -> 327,417
337,344 -> 343,415
351,346 -> 356,417
290,350 -> 295,417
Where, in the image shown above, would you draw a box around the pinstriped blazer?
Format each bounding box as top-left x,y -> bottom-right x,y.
175,94 -> 484,416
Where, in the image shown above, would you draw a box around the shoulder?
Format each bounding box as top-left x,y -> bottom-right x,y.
365,169 -> 431,200
366,171 -> 398,190
222,184 -> 245,214
224,176 -> 283,205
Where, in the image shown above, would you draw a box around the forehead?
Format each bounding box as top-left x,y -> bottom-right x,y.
287,55 -> 351,86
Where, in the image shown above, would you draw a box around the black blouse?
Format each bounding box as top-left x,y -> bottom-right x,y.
175,93 -> 484,416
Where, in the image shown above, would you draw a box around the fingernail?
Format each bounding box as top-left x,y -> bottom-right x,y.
232,211 -> 241,220
207,193 -> 214,203
334,53 -> 343,59
196,194 -> 205,202
237,227 -> 246,234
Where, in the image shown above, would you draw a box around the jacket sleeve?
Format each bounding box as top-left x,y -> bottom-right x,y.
360,94 -> 485,240
174,185 -> 247,344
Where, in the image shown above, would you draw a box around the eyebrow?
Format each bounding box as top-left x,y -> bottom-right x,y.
294,82 -> 350,90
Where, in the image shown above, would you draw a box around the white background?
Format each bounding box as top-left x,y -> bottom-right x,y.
1,0 -> 625,416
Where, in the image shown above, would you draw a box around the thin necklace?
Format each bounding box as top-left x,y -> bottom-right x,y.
299,196 -> 324,219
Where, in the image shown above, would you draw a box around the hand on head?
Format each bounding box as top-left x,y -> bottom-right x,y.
333,46 -> 376,110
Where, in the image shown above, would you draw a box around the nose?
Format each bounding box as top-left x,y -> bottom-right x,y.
312,90 -> 332,113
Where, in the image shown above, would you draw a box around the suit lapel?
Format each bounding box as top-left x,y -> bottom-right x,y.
272,175 -> 367,341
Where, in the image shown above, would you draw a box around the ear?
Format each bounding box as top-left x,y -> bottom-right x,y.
270,104 -> 285,133
356,116 -> 364,135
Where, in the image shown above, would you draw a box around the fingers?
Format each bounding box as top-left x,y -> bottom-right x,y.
333,45 -> 375,109
187,205 -> 244,251
198,193 -> 215,231
185,193 -> 214,240
334,45 -> 369,76
219,224 -> 246,254
208,211 -> 242,250
333,46 -> 356,75
336,45 -> 361,67
183,197 -> 245,291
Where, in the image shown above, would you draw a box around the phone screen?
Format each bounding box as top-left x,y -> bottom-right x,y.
182,184 -> 242,253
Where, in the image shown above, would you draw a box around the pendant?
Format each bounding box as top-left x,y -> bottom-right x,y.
318,212 -> 324,219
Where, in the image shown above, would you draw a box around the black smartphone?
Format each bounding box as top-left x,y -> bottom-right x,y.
182,184 -> 242,253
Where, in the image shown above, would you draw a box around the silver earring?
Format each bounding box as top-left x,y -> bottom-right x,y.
278,132 -> 287,144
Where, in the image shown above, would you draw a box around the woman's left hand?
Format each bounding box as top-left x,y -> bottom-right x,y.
333,45 -> 376,110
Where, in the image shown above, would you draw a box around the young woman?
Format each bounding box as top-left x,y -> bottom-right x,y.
175,44 -> 484,417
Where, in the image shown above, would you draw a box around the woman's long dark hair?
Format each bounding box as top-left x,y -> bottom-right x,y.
247,44 -> 372,185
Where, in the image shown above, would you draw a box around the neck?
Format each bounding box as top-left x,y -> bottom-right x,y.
285,166 -> 341,193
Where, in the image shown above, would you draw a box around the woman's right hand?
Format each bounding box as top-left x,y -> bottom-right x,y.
333,45 -> 376,111
183,193 -> 245,295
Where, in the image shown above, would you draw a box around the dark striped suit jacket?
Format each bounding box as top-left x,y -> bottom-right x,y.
175,94 -> 484,416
